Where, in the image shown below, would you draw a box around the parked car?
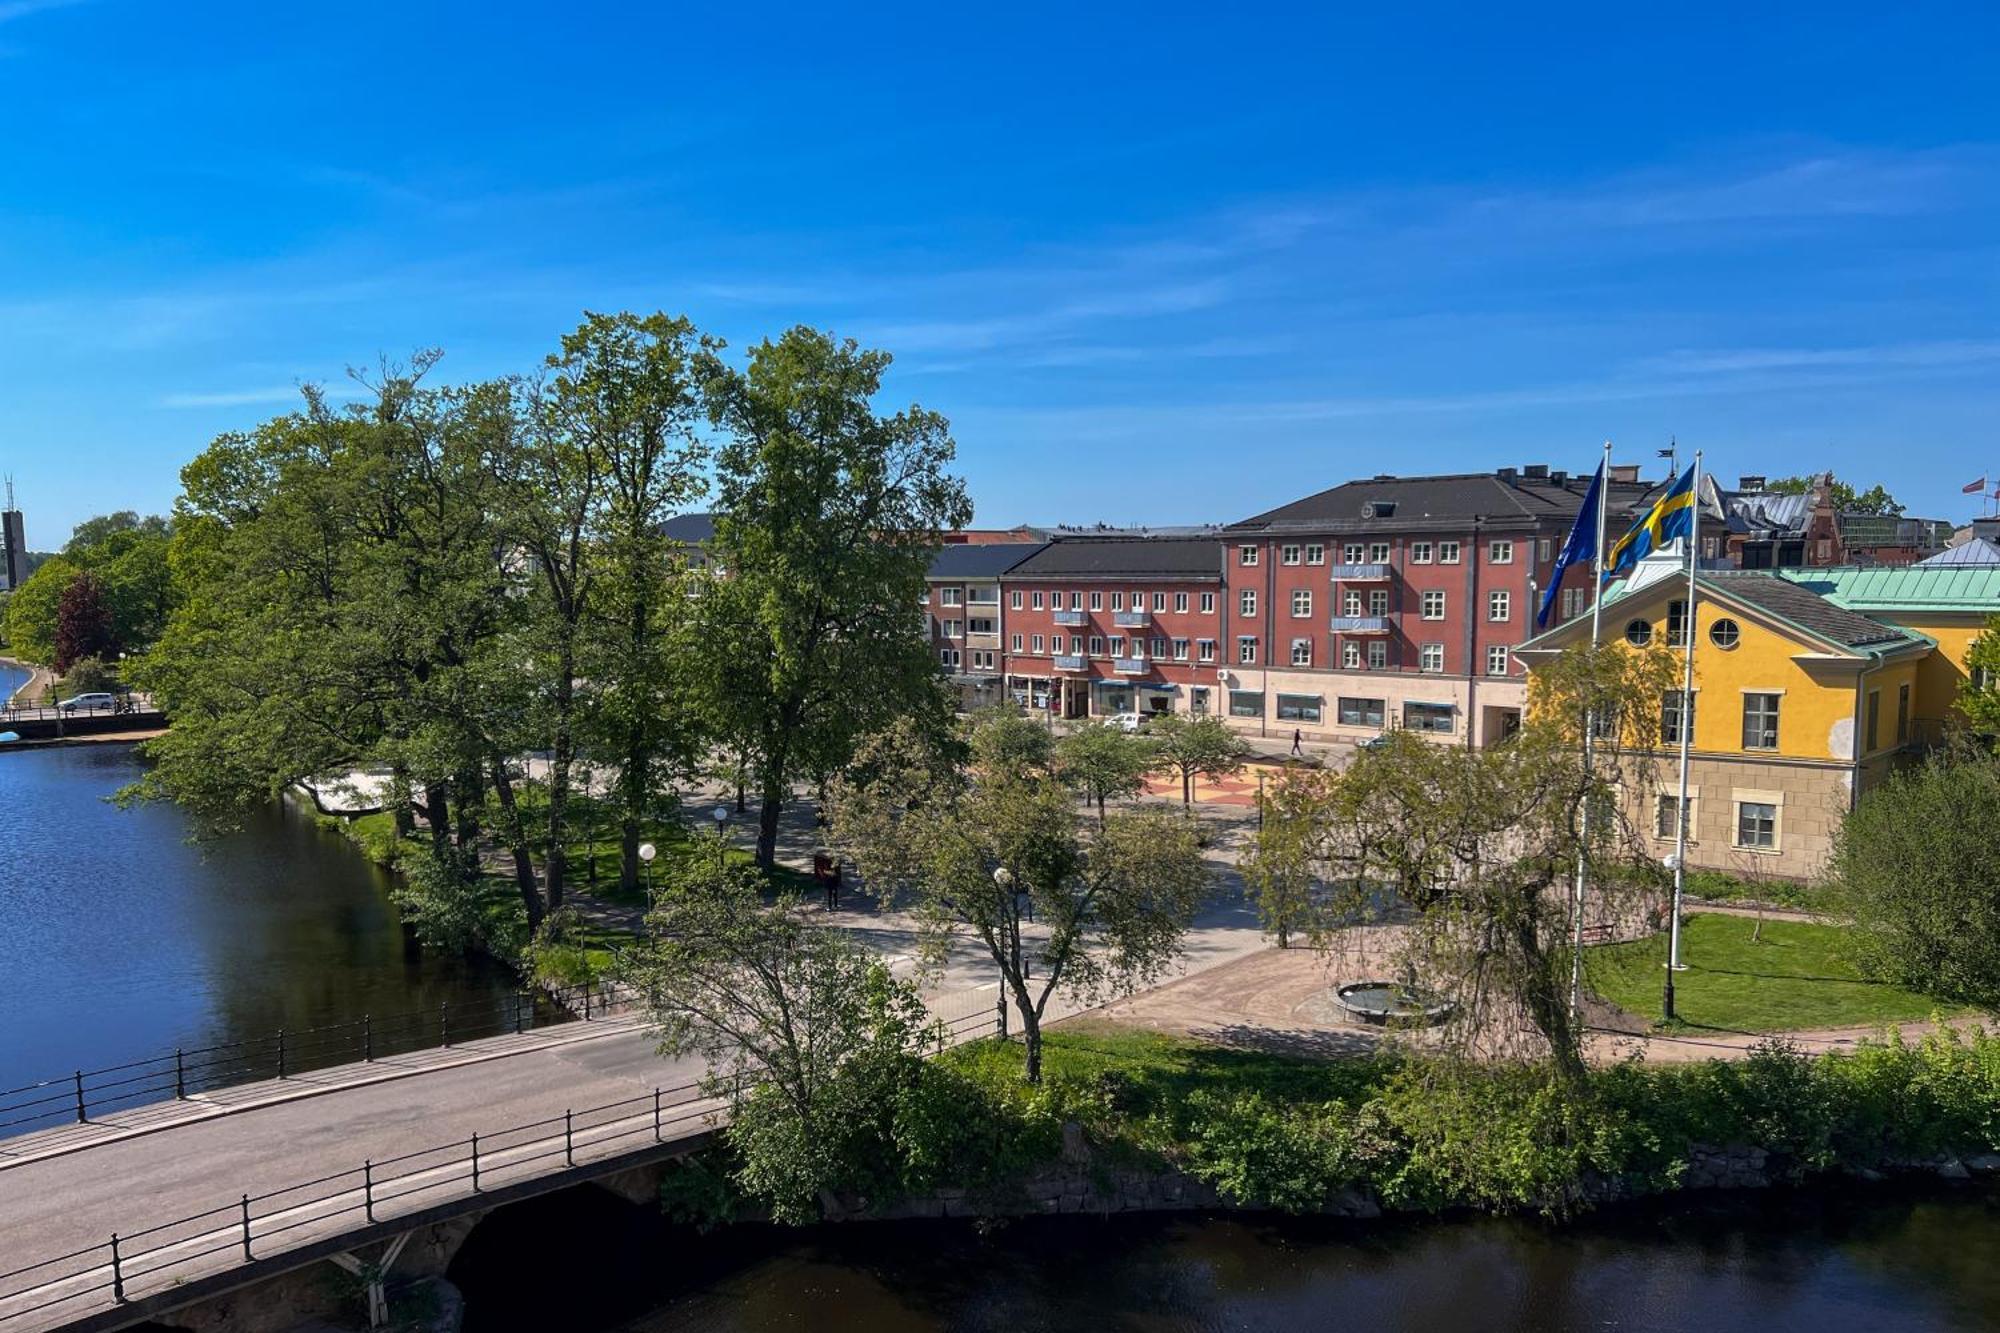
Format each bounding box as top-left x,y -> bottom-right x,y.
1104,711 -> 1148,733
58,692 -> 117,713
1357,732 -> 1393,752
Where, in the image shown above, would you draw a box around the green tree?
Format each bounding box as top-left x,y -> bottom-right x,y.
1830,745 -> 2000,1004
64,511 -> 170,553
1054,720 -> 1155,821
695,327 -> 972,870
1768,475 -> 1904,516
1148,713 -> 1250,807
3,554 -> 77,664
830,714 -> 1212,1083
1962,614 -> 2000,738
621,848 -> 940,1223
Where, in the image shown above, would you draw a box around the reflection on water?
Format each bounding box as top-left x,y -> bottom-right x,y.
0,723 -> 514,1094
573,1189 -> 2000,1333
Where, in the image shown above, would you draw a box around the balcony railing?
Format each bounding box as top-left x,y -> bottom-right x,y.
1113,657 -> 1150,675
1329,615 -> 1392,634
1053,610 -> 1088,627
1113,610 -> 1150,628
1329,563 -> 1392,581
1053,654 -> 1088,672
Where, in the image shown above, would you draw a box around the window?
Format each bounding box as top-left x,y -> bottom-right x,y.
1174,592 -> 1189,613
1238,636 -> 1259,664
1897,683 -> 1911,744
968,585 -> 998,604
1661,690 -> 1695,745
1152,637 -> 1168,657
1069,635 -> 1083,654
1405,701 -> 1454,733
1197,639 -> 1217,662
1338,696 -> 1385,727
1088,636 -> 1104,656
1561,587 -> 1588,621
1291,589 -> 1313,618
968,617 -> 996,635
1070,592 -> 1083,610
1866,690 -> 1881,752
1710,618 -> 1740,649
940,648 -> 959,667
1438,541 -> 1461,563
1655,795 -> 1693,841
1277,694 -> 1322,723
1190,687 -> 1209,716
1343,590 -> 1362,615
1111,592 -> 1124,611
1367,641 -> 1387,668
1666,600 -> 1688,647
943,619 -> 962,637
1410,542 -> 1434,564
1735,801 -> 1777,850
1486,645 -> 1510,676
1154,592 -> 1167,611
1741,693 -> 1780,750
1421,590 -> 1446,620
1172,637 -> 1190,660
1290,638 -> 1312,666
939,587 -> 962,606
1229,690 -> 1264,718
1011,633 -> 1024,652
1010,590 -> 1023,610
1090,591 -> 1103,611
1368,589 -> 1389,615
1032,591 -> 1044,610
1281,544 -> 1301,565
1107,635 -> 1124,656
1131,590 -> 1143,609
1369,542 -> 1391,563
1489,540 -> 1514,564
1239,544 -> 1259,566
1625,619 -> 1654,647
1240,589 -> 1257,617
1488,590 -> 1510,622
1343,542 -> 1364,563
1537,538 -> 1553,562
1419,643 -> 1444,673
1343,641 -> 1361,669
1200,592 -> 1216,614
1031,634 -> 1044,653
1306,544 -> 1325,565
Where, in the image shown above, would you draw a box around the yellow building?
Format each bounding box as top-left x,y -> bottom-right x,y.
1517,561 -> 1997,881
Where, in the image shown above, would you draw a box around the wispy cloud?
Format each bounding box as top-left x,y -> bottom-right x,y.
1623,339 -> 2000,378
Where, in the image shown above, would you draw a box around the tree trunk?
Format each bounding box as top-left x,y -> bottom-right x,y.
422,783 -> 452,866
735,777 -> 745,813
452,767 -> 482,877
756,771 -> 784,871
619,740 -> 648,895
489,759 -> 546,935
621,817 -> 641,896
545,660 -> 574,911
1183,767 -> 1193,807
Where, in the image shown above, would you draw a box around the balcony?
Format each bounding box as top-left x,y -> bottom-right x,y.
1053,654 -> 1088,672
1113,657 -> 1150,675
1113,610 -> 1150,628
1329,615 -> 1391,635
1053,610 -> 1088,627
1329,563 -> 1392,581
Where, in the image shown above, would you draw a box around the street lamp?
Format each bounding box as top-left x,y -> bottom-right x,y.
711,805 -> 730,870
638,841 -> 657,898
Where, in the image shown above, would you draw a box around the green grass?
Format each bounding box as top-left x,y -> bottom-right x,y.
1682,868 -> 1824,912
943,1028 -> 1384,1106
1587,912 -> 1952,1033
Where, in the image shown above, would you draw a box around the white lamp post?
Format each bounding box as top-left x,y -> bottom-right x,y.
638,841 -> 657,897
711,805 -> 730,869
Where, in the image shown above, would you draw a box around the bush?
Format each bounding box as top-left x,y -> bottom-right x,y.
1180,1090 -> 1361,1210
59,655 -> 117,696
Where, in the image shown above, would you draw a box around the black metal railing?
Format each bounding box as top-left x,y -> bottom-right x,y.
0,991 -> 1010,1327
0,695 -> 156,725
0,981 -> 622,1140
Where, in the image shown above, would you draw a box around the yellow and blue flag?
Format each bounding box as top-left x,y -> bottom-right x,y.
1603,464 -> 1695,582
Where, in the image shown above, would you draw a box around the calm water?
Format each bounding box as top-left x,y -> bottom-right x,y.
0,662 -> 514,1096
454,1187 -> 2000,1333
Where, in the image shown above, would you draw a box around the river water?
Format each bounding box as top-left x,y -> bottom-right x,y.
0,661 -> 515,1099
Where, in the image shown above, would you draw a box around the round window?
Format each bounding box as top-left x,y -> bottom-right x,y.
1624,619 -> 1654,647
1709,618 -> 1741,649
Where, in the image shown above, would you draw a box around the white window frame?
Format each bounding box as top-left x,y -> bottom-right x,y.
1240,589 -> 1257,617
1238,636 -> 1258,664
1421,590 -> 1446,621
1419,643 -> 1444,673
1291,637 -> 1312,666
1281,544 -> 1301,565
1486,645 -> 1510,676
1291,589 -> 1312,618
1489,540 -> 1514,565
1306,544 -> 1325,565
1438,541 -> 1462,564
1239,544 -> 1259,566
1410,542 -> 1433,564
1200,592 -> 1216,615
1342,641 -> 1361,669
1197,638 -> 1217,662
1174,592 -> 1189,613
1488,590 -> 1510,622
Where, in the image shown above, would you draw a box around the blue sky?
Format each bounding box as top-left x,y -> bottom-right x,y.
3,2 -> 1998,546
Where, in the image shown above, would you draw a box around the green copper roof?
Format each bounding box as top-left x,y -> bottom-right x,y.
1774,565 -> 2000,614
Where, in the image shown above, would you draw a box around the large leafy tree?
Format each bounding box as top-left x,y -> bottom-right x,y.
1054,720 -> 1156,821
1768,474 -> 1903,516
1962,614 -> 2000,739
830,715 -> 1212,1083
695,327 -> 971,870
52,569 -> 114,671
1148,713 -> 1250,807
3,554 -> 77,664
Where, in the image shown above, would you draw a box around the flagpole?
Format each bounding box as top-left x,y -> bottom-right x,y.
1567,441 -> 1613,1025
1663,449 -> 1701,1022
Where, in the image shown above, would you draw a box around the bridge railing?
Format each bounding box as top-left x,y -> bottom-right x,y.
0,993 -> 1010,1328
0,980 -> 628,1140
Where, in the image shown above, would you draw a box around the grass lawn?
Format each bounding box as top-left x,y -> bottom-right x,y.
1587,912 -> 1953,1033
942,1027 -> 1381,1105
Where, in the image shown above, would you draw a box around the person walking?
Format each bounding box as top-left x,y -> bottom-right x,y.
1291,728 -> 1303,758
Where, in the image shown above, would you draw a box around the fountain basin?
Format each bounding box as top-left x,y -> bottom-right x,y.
1332,980 -> 1455,1027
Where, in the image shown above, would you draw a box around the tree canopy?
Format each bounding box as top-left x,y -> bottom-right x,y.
1767,475 -> 1903,516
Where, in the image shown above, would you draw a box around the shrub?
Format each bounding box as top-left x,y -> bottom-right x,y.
1180,1090 -> 1361,1210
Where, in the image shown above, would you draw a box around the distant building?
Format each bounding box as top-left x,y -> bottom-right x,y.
923,542 -> 1046,710
1,505 -> 25,592
1703,473 -> 1952,569
1925,517 -> 2000,567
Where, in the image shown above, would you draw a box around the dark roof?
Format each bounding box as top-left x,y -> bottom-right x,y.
661,512 -> 715,545
927,542 -> 1047,579
1706,573 -> 1914,650
1006,536 -> 1221,581
1227,471 -> 1662,535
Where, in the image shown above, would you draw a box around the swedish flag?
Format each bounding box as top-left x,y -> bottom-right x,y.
1603,465 -> 1695,581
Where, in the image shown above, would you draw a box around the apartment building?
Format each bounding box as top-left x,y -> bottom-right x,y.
998,537 -> 1225,721
924,542 -> 1047,710
1216,466 -> 1663,746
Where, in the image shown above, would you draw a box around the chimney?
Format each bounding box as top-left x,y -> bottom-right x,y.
1496,466 -> 1518,481
1522,463 -> 1549,480
1549,469 -> 1569,486
1738,474 -> 1767,493
1607,464 -> 1640,484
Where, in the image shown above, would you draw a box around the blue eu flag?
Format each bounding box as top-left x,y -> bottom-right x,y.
1536,461 -> 1603,628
